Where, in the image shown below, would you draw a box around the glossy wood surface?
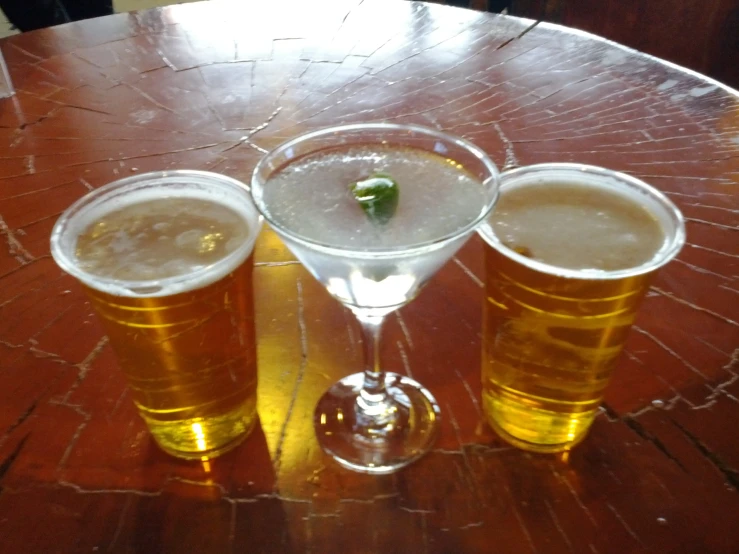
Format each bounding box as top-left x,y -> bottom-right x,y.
509,0 -> 739,88
0,1 -> 737,552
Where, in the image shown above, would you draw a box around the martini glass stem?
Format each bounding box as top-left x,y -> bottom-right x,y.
358,312 -> 385,395
354,311 -> 398,436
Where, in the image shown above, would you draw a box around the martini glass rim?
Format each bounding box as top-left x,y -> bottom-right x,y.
250,122 -> 500,259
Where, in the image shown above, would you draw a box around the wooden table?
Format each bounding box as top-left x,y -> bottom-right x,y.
0,1 -> 737,552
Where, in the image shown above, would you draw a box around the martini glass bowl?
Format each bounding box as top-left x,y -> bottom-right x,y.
251,123 -> 499,473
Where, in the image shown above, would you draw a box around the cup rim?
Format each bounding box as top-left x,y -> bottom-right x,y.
477,163 -> 686,280
49,169 -> 262,297
250,122 -> 500,259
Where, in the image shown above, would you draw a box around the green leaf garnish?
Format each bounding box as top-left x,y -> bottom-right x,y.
349,173 -> 399,225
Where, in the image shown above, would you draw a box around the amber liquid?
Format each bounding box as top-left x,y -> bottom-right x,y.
482,181 -> 665,452
84,256 -> 257,459
74,196 -> 258,459
482,249 -> 654,451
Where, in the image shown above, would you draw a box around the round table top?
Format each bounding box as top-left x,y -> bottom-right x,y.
0,1 -> 737,552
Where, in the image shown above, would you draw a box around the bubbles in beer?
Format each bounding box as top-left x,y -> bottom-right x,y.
481,177 -> 673,452
75,197 -> 249,281
491,182 -> 665,271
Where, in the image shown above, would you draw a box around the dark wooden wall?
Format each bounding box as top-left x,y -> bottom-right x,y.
509,0 -> 739,88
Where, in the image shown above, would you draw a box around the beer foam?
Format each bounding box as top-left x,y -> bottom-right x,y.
479,165 -> 685,279
53,173 -> 261,297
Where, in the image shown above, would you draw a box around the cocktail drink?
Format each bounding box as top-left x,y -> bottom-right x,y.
478,164 -> 685,453
252,124 -> 500,473
51,171 -> 262,459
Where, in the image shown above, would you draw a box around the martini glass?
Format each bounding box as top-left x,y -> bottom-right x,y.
251,123 -> 499,473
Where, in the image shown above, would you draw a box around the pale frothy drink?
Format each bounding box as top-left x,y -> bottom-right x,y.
479,165 -> 684,453
261,144 -> 485,313
52,172 -> 261,459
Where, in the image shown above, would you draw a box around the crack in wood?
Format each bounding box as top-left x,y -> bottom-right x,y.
337,492 -> 399,505
629,153 -> 739,166
621,414 -> 689,473
544,498 -> 575,553
282,76 -> 373,126
57,479 -> 161,497
672,257 -> 729,280
0,339 -> 25,349
120,81 -> 177,114
0,215 -> 34,264
7,43 -> 43,61
453,368 -> 481,418
0,5 -> 735,549
289,67 -> 369,114
0,270 -> 66,310
452,256 -> 483,288
513,82 -> 634,126
503,480 -> 538,553
399,505 -> 435,514
106,494 -> 133,552
494,20 -> 540,51
302,511 -> 341,520
395,311 -> 413,349
369,18 -> 490,77
550,465 -> 597,526
382,81 -> 487,126
57,419 -> 90,473
395,340 -> 413,379
632,325 -> 709,380
670,419 -> 739,490
0,141 -> 227,180
100,119 -> 218,138
706,348 -> 739,403
28,346 -> 70,365
433,448 -> 466,455
3,401 -> 37,438
684,217 -> 738,231
244,140 -> 268,154
37,99 -> 113,116
684,202 -> 739,215
18,113 -> 54,130
440,520 -> 484,532
687,243 -> 739,259
271,278 -> 309,477
605,502 -> 646,547
493,121 -> 518,169
598,402 -> 621,422
109,388 -> 129,418
443,402 -> 486,510
0,434 -> 29,483
0,178 -> 80,201
243,106 -> 283,141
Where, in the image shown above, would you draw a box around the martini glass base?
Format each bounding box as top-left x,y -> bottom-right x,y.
314,372 -> 440,474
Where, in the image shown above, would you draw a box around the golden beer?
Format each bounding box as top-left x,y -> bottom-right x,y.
51,172 -> 262,459
478,164 -> 684,453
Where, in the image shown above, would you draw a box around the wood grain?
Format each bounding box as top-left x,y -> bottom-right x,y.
510,0 -> 739,88
0,1 -> 737,552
